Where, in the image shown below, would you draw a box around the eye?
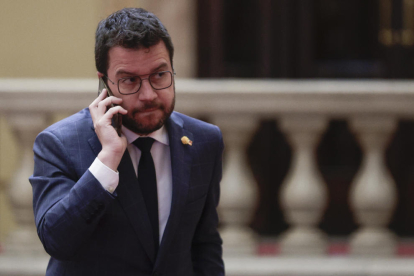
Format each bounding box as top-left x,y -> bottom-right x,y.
121,76 -> 139,85
153,71 -> 166,79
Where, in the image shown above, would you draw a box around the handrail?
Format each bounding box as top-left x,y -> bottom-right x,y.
1,79 -> 414,117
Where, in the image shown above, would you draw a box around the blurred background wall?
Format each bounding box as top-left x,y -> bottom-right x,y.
0,0 -> 196,79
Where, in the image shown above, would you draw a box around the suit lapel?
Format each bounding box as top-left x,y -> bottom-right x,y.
155,112 -> 193,268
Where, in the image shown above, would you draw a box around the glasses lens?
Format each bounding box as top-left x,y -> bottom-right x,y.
119,76 -> 141,95
149,71 -> 172,89
118,71 -> 173,94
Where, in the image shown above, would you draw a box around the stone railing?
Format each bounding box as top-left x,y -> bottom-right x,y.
1,79 -> 414,276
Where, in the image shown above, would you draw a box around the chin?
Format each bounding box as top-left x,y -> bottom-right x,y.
124,96 -> 175,135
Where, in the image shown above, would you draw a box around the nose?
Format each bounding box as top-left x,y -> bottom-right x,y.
138,78 -> 157,101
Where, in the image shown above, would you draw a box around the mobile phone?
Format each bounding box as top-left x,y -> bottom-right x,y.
98,77 -> 122,136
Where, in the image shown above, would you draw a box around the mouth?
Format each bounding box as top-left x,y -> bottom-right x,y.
134,106 -> 160,116
140,107 -> 158,113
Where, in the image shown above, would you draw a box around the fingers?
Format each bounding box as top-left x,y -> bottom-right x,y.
90,89 -> 107,119
93,105 -> 127,128
102,105 -> 128,120
90,89 -> 122,109
89,89 -> 124,120
96,97 -> 123,116
97,105 -> 124,125
91,88 -> 107,108
90,89 -> 128,167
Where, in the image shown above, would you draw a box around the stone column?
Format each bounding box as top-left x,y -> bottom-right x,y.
5,113 -> 47,255
279,116 -> 328,255
349,117 -> 398,256
214,115 -> 258,255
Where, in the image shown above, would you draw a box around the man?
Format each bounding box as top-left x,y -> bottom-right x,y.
29,8 -> 224,276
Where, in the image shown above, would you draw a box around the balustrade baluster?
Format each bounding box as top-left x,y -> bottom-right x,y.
5,113 -> 47,255
349,117 -> 398,256
279,116 -> 328,255
214,115 -> 258,255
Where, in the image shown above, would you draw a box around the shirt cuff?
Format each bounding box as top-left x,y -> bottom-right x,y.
89,157 -> 119,194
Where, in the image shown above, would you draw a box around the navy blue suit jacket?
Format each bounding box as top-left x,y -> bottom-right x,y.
29,108 -> 224,276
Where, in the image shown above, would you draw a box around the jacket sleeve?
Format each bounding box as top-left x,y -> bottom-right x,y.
191,126 -> 225,276
29,130 -> 114,260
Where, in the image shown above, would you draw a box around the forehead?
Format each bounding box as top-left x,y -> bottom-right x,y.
107,41 -> 171,75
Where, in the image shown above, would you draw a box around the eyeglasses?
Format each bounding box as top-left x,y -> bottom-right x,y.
105,71 -> 175,95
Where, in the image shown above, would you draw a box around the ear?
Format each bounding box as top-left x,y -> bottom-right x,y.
97,72 -> 104,78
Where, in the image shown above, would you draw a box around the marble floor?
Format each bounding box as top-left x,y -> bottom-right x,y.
2,253 -> 414,276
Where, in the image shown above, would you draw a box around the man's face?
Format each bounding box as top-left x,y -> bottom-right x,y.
102,41 -> 175,135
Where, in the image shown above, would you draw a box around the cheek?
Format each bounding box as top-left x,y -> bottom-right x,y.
160,91 -> 175,107
120,102 -> 131,112
120,95 -> 138,111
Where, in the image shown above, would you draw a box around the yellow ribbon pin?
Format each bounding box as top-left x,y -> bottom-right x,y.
181,136 -> 193,146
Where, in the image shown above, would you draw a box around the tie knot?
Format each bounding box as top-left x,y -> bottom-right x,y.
133,137 -> 155,152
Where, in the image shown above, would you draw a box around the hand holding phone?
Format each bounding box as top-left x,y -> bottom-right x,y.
98,77 -> 122,136
92,77 -> 128,171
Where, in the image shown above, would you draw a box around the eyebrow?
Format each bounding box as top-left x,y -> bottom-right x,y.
115,62 -> 169,77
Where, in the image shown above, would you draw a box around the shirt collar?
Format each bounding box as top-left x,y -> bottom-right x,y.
122,125 -> 169,146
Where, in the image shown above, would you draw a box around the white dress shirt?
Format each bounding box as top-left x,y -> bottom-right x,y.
89,125 -> 172,243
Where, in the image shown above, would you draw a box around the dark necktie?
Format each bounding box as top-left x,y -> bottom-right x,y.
133,137 -> 159,255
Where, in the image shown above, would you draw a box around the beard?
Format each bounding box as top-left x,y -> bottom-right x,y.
122,95 -> 175,135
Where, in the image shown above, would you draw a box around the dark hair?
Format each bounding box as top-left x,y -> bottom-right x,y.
95,8 -> 174,75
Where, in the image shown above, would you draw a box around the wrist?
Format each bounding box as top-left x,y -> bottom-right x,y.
97,148 -> 124,171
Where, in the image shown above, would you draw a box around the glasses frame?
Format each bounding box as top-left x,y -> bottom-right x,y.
104,70 -> 176,95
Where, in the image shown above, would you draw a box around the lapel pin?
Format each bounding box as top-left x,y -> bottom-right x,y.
181,136 -> 193,146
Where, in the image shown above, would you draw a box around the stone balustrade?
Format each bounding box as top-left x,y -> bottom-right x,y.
1,79 -> 414,275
